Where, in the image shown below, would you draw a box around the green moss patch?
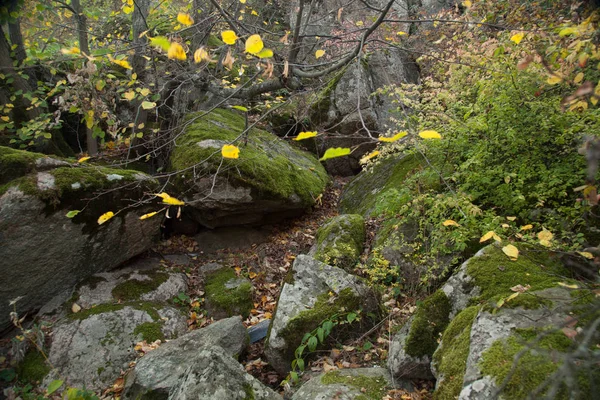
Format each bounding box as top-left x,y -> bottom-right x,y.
204,268 -> 253,318
16,350 -> 50,385
405,290 -> 451,358
0,146 -> 43,185
170,108 -> 328,205
466,245 -> 575,309
479,327 -> 576,399
320,371 -> 389,400
111,271 -> 169,302
433,306 -> 480,400
134,322 -> 165,342
314,214 -> 366,270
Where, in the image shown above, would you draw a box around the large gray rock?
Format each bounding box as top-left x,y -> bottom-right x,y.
264,255 -> 379,375
45,304 -> 186,391
169,109 -> 328,228
168,346 -> 282,400
311,214 -> 366,271
123,316 -> 249,399
291,368 -> 397,400
388,316 -> 436,381
0,148 -> 160,332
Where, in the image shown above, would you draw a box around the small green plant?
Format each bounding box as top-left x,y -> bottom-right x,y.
284,311 -> 361,384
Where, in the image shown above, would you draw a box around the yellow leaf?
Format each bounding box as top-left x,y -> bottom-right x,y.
1,116 -> 9,122
222,30 -> 238,45
501,223 -> 510,228
251,10 -> 258,16
506,216 -> 516,221
61,47 -> 80,55
577,251 -> 594,259
141,101 -> 156,110
72,303 -> 81,313
397,31 -> 407,36
124,91 -> 136,101
315,50 -> 325,59
502,244 -> 519,260
240,0 -> 246,3
177,13 -> 194,26
168,42 -> 186,60
443,220 -> 460,227
520,224 -> 533,231
107,54 -> 132,69
319,147 -> 352,161
256,48 -> 273,59
510,32 -> 525,44
150,36 -> 171,52
123,5 -> 133,14
558,282 -> 579,289
139,211 -> 159,220
360,151 -> 380,164
380,131 -> 408,143
574,72 -> 584,84
559,27 -> 577,37
245,34 -> 264,55
294,131 -> 318,141
547,75 -> 562,85
356,21 -> 364,27
78,156 -> 91,163
537,229 -> 553,242
98,211 -> 115,225
249,271 -> 258,279
539,239 -> 552,247
154,192 -> 185,206
480,231 -> 497,242
85,110 -> 94,129
418,130 -> 441,139
222,144 -> 240,159
139,88 -> 150,96
506,292 -> 520,302
493,233 -> 502,242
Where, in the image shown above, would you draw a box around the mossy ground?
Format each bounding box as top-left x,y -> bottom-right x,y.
432,306 -> 480,400
314,214 -> 366,270
0,146 -> 43,185
204,268 -> 253,318
133,322 -> 165,342
405,290 -> 451,358
16,350 -> 50,385
466,245 -> 577,309
320,371 -> 389,400
170,108 -> 328,205
479,327 -> 585,399
111,271 -> 169,302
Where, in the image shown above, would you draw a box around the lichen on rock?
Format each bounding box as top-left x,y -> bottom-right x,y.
312,214 -> 366,270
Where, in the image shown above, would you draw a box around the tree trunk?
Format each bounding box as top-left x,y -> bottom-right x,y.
72,0 -> 98,155
8,18 -> 26,66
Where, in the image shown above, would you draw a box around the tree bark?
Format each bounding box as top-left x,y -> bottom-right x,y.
71,0 -> 98,155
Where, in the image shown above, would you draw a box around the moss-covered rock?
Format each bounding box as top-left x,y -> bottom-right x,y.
431,306 -> 480,400
265,255 -> 380,375
169,108 -> 328,228
16,350 -> 51,385
388,290 -> 451,380
0,147 -> 161,333
204,267 -> 253,319
312,214 -> 366,270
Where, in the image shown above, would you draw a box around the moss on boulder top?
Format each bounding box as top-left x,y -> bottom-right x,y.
313,214 -> 366,270
169,109 -> 328,225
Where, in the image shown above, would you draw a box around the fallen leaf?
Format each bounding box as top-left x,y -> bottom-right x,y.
502,244 -> 519,260
71,303 -> 81,313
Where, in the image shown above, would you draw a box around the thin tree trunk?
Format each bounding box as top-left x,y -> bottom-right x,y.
72,0 -> 98,155
8,18 -> 26,66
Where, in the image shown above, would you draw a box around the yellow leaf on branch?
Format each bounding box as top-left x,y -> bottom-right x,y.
443,220 -> 460,227
98,211 -> 115,225
379,131 -> 407,142
245,34 -> 264,55
107,54 -> 132,69
168,42 -> 186,60
154,192 -> 185,206
222,30 -> 238,45
294,131 -> 318,141
418,130 -> 441,139
139,211 -> 159,220
177,13 -> 194,26
360,151 -> 380,164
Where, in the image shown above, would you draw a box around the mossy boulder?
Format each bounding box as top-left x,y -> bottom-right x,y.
388,290 -> 451,380
168,108 -> 328,228
0,146 -> 161,333
204,267 -> 253,319
264,255 -> 380,375
291,368 -> 400,400
312,214 -> 366,270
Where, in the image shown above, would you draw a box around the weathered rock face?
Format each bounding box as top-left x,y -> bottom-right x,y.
311,214 -> 366,271
169,109 -> 328,228
122,316 -> 250,399
264,255 -> 380,375
39,260 -> 188,391
168,346 -> 282,400
291,368 -> 399,400
392,244 -> 598,399
0,146 -> 161,333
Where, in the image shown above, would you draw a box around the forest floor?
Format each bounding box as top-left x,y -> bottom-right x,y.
153,177 -> 434,399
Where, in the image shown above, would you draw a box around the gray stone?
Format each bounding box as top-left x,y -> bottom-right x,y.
264,255 -> 379,375
163,254 -> 192,266
441,248 -> 485,318
122,316 -> 249,399
36,171 -> 55,190
168,346 -> 282,400
387,316 -> 435,380
35,157 -> 70,169
291,368 -> 399,400
46,305 -> 186,391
